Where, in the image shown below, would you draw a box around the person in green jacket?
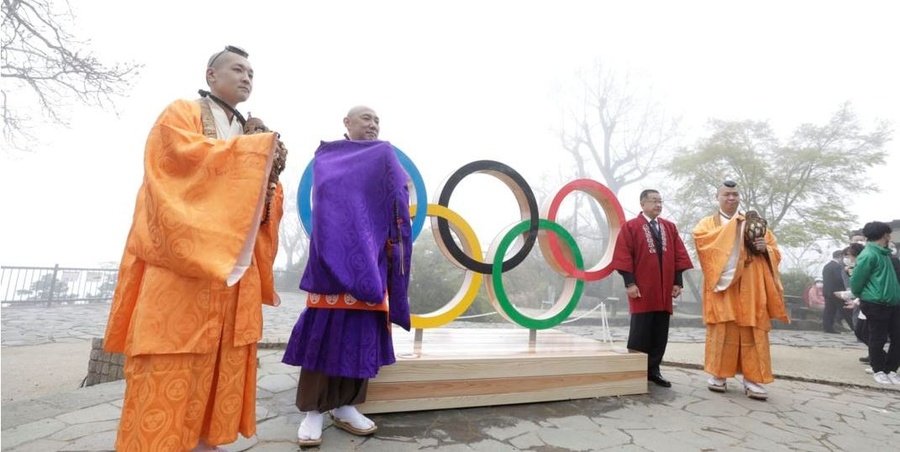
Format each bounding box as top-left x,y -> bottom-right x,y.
850,221 -> 900,385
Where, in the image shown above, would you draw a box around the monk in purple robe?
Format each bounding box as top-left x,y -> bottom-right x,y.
282,106 -> 412,447
612,189 -> 693,388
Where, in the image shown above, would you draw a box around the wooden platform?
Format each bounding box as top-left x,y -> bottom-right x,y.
358,328 -> 647,414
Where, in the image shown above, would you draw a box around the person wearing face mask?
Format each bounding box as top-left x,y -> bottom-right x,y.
823,249 -> 854,334
850,222 -> 900,385
839,243 -> 872,367
843,235 -> 867,286
889,242 -> 900,280
850,241 -> 900,369
806,278 -> 826,309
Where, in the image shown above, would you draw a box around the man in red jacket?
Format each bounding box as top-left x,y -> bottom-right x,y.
612,189 -> 693,388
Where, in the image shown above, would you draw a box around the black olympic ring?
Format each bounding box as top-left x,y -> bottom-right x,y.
434,160 -> 540,274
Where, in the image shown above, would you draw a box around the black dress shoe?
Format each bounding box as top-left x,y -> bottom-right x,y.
648,374 -> 672,388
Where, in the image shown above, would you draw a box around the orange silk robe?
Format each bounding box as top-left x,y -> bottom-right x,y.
103,99 -> 283,450
693,213 -> 789,382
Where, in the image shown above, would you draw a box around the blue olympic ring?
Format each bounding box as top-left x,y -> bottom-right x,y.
297,145 -> 427,241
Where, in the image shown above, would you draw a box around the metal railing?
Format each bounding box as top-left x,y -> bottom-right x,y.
1,264 -> 806,307
0,265 -> 302,305
1,265 -> 119,305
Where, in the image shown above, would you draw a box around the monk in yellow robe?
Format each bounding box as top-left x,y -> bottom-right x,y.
103,45 -> 285,451
692,180 -> 789,401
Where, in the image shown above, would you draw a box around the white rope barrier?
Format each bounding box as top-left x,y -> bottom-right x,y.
560,301 -> 613,343
560,301 -> 604,324
457,311 -> 499,320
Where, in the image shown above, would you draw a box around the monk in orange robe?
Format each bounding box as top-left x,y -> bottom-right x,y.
692,180 -> 789,401
103,46 -> 285,452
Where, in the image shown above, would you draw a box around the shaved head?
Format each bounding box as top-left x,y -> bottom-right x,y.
343,106 -> 380,140
207,51 -> 228,69
207,45 -> 249,70
347,105 -> 375,117
204,48 -> 253,107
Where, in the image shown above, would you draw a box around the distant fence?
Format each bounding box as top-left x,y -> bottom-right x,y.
1,265 -> 118,305
1,265 -> 301,305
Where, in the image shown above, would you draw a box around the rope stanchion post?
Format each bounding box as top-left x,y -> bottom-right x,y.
599,302 -> 612,344
414,328 -> 423,356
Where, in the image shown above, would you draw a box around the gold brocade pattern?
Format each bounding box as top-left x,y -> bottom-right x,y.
103,99 -> 283,450
198,98 -> 217,140
693,213 -> 789,384
693,214 -> 789,328
117,285 -> 257,451
704,322 -> 773,383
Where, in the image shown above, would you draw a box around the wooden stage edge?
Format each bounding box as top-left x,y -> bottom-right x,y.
358,328 -> 648,414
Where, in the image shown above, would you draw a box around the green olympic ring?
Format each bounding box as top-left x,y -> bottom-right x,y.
485,219 -> 585,330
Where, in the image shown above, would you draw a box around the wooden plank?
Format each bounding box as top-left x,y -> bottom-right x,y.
372,354 -> 645,383
360,379 -> 648,414
391,328 -> 622,358
367,371 -> 645,401
352,328 -> 648,414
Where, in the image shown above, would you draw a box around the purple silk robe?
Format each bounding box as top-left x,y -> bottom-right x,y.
283,140 -> 412,379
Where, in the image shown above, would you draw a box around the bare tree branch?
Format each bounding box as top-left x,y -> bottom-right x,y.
2,0 -> 142,151
555,58 -> 680,195
278,182 -> 309,270
553,58 -> 681,251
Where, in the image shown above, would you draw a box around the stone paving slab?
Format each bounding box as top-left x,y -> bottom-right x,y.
3,293 -> 900,451
3,357 -> 899,451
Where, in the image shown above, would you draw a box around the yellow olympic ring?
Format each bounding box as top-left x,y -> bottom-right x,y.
409,204 -> 484,329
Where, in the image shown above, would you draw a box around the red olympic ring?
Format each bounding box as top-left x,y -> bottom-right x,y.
538,179 -> 625,281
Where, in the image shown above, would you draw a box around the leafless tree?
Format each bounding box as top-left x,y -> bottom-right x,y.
555,58 -> 680,249
557,58 -> 680,196
278,182 -> 308,270
2,0 -> 141,151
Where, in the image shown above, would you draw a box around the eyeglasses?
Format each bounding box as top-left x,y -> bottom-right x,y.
722,180 -> 737,188
207,45 -> 249,67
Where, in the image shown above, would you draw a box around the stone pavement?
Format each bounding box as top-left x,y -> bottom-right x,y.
2,293 -> 899,451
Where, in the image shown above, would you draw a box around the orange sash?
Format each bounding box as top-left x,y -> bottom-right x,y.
305,292 -> 392,333
305,292 -> 389,312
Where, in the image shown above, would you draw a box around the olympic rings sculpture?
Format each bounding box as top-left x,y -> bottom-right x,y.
298,147 -> 625,330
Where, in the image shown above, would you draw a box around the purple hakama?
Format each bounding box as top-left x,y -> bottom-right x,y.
282,140 -> 412,379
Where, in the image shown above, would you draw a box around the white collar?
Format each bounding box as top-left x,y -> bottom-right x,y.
642,213 -> 658,224
719,210 -> 739,222
206,98 -> 243,139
